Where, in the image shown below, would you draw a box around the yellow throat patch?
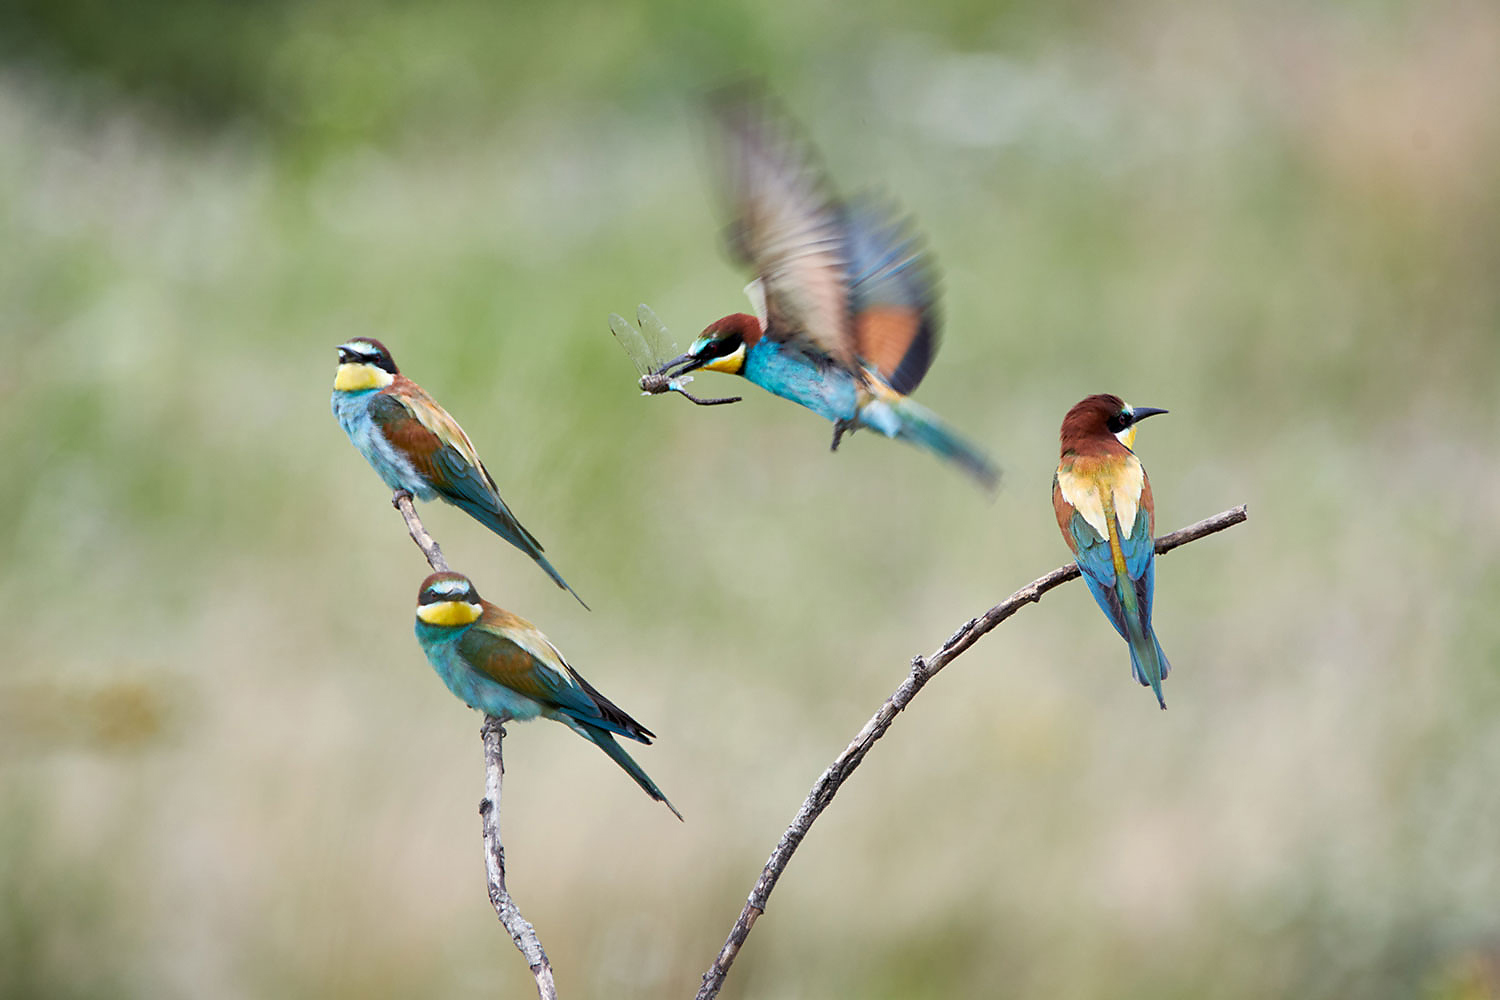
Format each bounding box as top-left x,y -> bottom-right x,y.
702,344 -> 746,374
417,600 -> 483,627
334,363 -> 394,393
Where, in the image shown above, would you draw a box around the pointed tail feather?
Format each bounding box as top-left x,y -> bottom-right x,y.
458,498 -> 590,609
877,395 -> 1000,492
533,553 -> 589,611
581,724 -> 683,820
1126,627 -> 1170,710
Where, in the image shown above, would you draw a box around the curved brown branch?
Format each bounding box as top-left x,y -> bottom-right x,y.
695,504 -> 1249,1000
392,490 -> 451,573
391,491 -> 556,1000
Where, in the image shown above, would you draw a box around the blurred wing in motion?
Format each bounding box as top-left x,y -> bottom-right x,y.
846,196 -> 941,396
708,89 -> 856,371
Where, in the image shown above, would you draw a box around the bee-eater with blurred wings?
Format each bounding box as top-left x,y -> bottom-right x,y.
1052,394 -> 1172,709
414,571 -> 680,819
660,92 -> 999,491
331,338 -> 584,607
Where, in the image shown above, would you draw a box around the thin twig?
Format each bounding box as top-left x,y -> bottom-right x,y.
392,489 -> 451,573
695,504 -> 1249,1000
391,490 -> 556,999
482,717 -> 558,1000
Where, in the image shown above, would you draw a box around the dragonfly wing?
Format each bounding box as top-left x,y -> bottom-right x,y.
636,303 -> 678,360
609,313 -> 657,376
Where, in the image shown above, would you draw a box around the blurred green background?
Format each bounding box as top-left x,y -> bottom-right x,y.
3,1 -> 1499,997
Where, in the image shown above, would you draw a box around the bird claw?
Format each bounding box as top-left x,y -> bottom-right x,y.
830,419 -> 854,452
390,488 -> 414,509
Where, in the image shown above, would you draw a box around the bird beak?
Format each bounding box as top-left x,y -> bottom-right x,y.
1133,407 -> 1169,422
660,351 -> 707,378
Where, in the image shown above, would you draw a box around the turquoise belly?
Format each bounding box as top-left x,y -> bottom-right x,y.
331,389 -> 435,499
743,342 -> 859,424
413,623 -> 544,721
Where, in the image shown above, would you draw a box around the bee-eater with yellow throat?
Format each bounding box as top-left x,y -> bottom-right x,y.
414,571 -> 680,818
1052,394 -> 1171,708
331,337 -> 584,607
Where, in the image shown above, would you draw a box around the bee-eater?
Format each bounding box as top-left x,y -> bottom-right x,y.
414,571 -> 680,819
1052,394 -> 1172,709
331,338 -> 584,607
659,92 -> 999,491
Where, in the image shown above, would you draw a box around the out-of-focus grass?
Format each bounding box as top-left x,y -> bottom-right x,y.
2,2 -> 1499,998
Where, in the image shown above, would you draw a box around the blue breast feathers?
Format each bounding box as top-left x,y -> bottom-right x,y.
744,340 -> 859,424
332,389 -> 434,499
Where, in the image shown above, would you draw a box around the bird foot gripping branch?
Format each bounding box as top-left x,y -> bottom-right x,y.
609,304 -> 743,406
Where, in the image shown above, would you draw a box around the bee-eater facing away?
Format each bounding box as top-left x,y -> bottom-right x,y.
414,571 -> 681,819
331,338 -> 585,607
660,92 -> 999,491
1052,394 -> 1171,709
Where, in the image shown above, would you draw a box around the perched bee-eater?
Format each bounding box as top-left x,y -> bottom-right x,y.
331,338 -> 584,607
414,571 -> 680,818
659,92 -> 999,491
1052,394 -> 1172,709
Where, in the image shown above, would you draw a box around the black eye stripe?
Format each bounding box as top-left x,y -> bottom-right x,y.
419,588 -> 474,605
338,347 -> 398,375
1106,412 -> 1131,434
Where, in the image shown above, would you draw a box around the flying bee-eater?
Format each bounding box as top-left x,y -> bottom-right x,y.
331,337 -> 585,607
659,91 -> 999,491
414,571 -> 681,819
1052,394 -> 1172,709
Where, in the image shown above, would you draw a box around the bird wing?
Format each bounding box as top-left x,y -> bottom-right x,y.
710,91 -> 857,371
460,608 -> 653,743
1064,500 -> 1155,641
457,614 -> 596,716
845,196 -> 940,395
369,387 -> 544,552
1128,472 -> 1157,619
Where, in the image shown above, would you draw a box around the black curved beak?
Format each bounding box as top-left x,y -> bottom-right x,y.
660,351 -> 707,378
1132,407 -> 1169,423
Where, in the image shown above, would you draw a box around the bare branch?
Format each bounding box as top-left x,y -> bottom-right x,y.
482,718 -> 558,1000
392,490 -> 451,573
392,492 -> 556,998
695,504 -> 1249,1000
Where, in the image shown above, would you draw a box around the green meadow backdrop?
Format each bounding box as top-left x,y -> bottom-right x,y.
3,1 -> 1498,997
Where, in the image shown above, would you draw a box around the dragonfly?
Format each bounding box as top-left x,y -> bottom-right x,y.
609,304 -> 742,406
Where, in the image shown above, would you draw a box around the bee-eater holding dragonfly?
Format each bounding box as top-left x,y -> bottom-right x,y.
609,303 -> 742,406
1052,394 -> 1172,708
414,571 -> 681,819
657,91 -> 999,491
331,338 -> 585,607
